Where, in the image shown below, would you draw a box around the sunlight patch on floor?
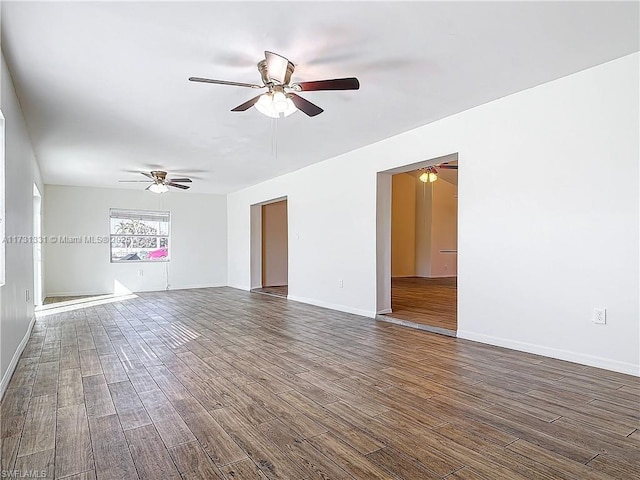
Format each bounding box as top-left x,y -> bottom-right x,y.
36,293 -> 138,317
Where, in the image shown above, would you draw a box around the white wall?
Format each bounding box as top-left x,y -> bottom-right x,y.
1,54 -> 44,394
44,186 -> 227,296
228,53 -> 639,375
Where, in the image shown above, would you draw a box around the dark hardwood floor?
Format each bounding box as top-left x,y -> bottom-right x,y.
2,287 -> 639,479
386,277 -> 457,331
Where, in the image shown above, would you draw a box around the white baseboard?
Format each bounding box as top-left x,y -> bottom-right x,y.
1,315 -> 36,400
287,295 -> 376,318
377,308 -> 392,315
166,283 -> 227,291
377,314 -> 456,337
227,286 -> 376,317
457,330 -> 640,377
46,283 -> 227,298
391,275 -> 457,279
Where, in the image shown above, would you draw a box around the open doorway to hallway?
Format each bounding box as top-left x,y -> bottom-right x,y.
250,198 -> 288,298
376,154 -> 458,336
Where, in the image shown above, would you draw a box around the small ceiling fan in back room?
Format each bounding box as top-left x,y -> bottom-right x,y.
119,171 -> 192,193
189,51 -> 360,118
419,163 -> 457,183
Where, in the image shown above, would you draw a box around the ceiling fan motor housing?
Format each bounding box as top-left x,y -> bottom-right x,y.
150,170 -> 167,182
258,59 -> 295,86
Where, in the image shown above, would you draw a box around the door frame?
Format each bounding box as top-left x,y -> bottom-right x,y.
33,183 -> 43,306
250,196 -> 288,290
376,153 -> 458,316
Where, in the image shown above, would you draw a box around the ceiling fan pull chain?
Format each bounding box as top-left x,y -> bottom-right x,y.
274,117 -> 278,164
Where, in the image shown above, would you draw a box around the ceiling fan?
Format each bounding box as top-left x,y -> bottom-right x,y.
119,171 -> 192,193
436,163 -> 458,170
189,51 -> 360,118
419,163 -> 457,183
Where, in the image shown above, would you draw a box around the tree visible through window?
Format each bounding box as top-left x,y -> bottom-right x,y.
110,209 -> 170,262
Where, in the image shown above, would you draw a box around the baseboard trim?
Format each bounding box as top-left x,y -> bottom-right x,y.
287,295 -> 376,318
166,283 -> 227,291
457,330 -> 640,377
377,315 -> 457,337
391,275 -> 458,279
1,315 -> 37,401
46,283 -> 227,298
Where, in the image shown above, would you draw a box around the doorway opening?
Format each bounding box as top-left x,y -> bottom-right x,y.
250,197 -> 288,298
376,154 -> 458,336
33,184 -> 43,306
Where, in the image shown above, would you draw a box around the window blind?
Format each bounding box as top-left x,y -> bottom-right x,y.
110,209 -> 170,223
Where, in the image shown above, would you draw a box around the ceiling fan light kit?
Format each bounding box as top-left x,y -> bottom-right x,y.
148,183 -> 169,194
420,167 -> 439,183
255,88 -> 298,118
189,51 -> 360,118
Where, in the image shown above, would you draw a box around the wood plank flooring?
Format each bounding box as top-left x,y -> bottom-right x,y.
2,287 -> 639,479
386,277 -> 457,331
252,286 -> 288,298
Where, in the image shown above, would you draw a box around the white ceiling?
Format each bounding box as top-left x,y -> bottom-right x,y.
2,1 -> 638,194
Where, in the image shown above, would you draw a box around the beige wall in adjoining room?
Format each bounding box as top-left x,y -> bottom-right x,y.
391,174 -> 416,277
392,172 -> 457,278
430,179 -> 458,277
262,200 -> 288,287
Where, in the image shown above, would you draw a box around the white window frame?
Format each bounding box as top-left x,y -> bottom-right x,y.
109,208 -> 171,263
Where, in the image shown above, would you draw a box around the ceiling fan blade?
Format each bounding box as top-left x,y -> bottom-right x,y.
119,180 -> 154,183
296,77 -> 360,91
231,94 -> 263,112
166,182 -> 190,190
167,178 -> 192,183
438,164 -> 458,169
265,51 -> 290,84
290,94 -> 323,117
189,77 -> 263,89
145,185 -> 152,191
141,172 -> 154,179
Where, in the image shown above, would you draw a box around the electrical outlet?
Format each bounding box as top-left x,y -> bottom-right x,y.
25,289 -> 30,302
338,279 -> 344,288
593,308 -> 606,325
138,269 -> 144,277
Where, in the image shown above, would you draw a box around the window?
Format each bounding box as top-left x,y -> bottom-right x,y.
110,209 -> 170,262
